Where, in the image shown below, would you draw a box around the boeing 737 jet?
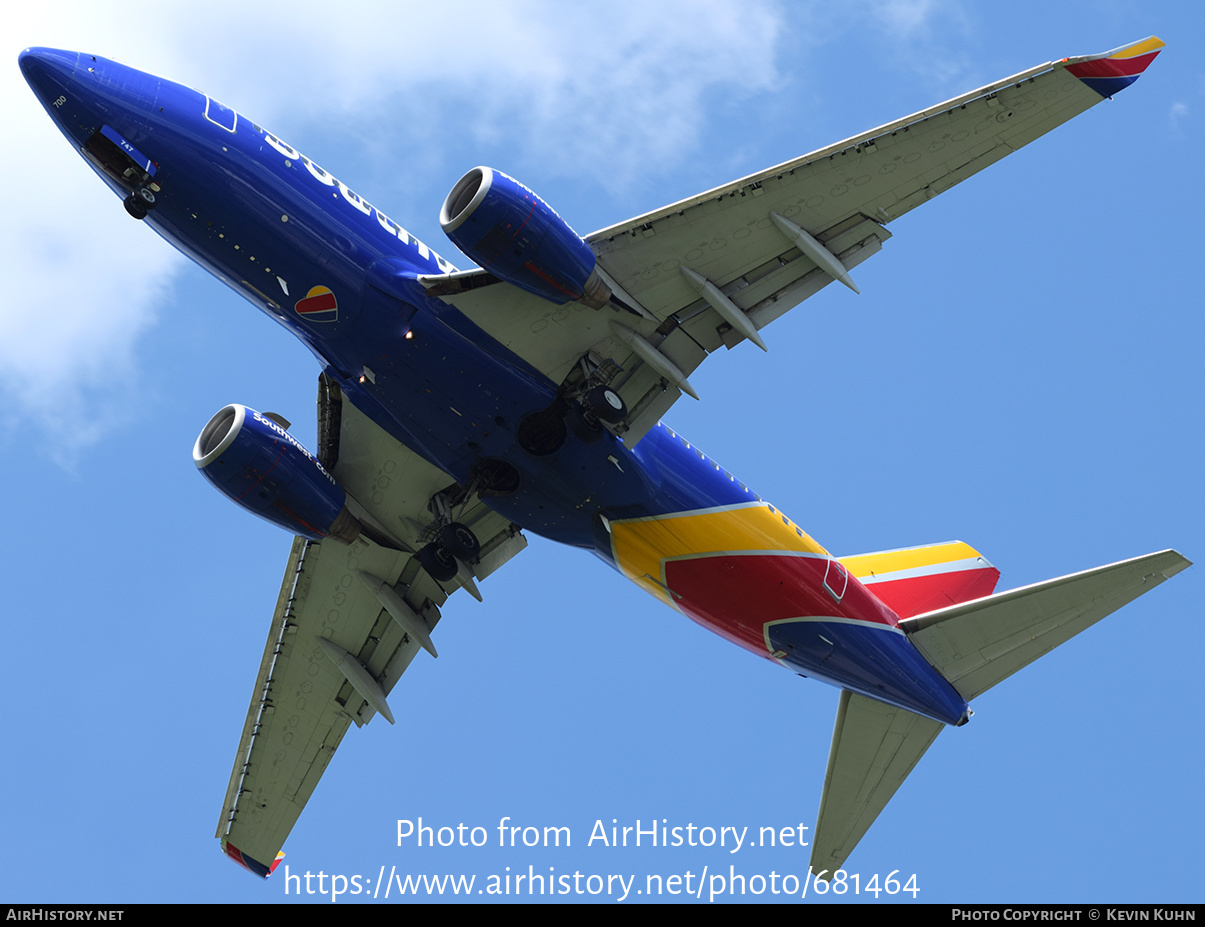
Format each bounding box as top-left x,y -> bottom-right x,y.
19,36 -> 1186,880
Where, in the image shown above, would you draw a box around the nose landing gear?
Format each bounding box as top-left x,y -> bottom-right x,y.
123,186 -> 156,220
82,127 -> 161,222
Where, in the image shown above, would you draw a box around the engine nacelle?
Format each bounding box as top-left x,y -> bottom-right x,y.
193,404 -> 360,542
440,167 -> 610,308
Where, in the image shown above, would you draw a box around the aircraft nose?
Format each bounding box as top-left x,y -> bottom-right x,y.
19,47 -> 80,99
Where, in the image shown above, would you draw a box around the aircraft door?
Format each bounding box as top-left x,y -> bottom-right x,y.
824,557 -> 848,602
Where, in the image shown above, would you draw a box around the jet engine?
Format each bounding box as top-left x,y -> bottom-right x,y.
440,167 -> 611,308
193,404 -> 360,542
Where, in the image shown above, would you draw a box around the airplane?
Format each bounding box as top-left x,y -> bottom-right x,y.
19,36 -> 1186,882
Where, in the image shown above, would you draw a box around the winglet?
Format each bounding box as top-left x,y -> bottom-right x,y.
1061,36 -> 1165,98
221,838 -> 284,878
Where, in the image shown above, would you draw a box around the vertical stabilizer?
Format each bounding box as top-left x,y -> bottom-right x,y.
840,540 -> 999,619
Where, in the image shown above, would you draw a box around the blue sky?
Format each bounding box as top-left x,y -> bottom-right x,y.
4,0 -> 1202,905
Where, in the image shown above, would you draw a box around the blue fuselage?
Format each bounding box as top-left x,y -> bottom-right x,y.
21,48 -> 971,727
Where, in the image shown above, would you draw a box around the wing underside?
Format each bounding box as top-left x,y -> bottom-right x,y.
216,378 -> 526,875
424,38 -> 1163,445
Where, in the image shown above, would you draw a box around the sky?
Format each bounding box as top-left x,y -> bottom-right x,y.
3,0 -> 1202,906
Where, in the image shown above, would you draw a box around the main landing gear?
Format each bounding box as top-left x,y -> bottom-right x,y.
517,355 -> 628,456
414,486 -> 483,600
417,522 -> 481,583
564,385 -> 627,445
123,186 -> 157,220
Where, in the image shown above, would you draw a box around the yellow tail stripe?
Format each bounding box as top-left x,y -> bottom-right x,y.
839,540 -> 984,580
611,503 -> 827,601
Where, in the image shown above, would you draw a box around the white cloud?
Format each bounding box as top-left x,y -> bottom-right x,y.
5,15 -> 188,463
0,187 -> 177,464
5,0 -> 787,463
154,1 -> 786,188
869,0 -> 942,34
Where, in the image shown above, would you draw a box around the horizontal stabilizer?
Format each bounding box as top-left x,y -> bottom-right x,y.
901,550 -> 1190,701
810,690 -> 944,877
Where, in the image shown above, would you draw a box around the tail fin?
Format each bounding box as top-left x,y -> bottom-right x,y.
810,548 -> 1190,876
840,540 -> 1000,619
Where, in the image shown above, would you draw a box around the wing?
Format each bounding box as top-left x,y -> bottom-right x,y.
215,377 -> 526,876
421,38 -> 1163,445
810,691 -> 944,878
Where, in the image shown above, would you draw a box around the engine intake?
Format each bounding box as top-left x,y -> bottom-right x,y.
440,167 -> 610,308
194,404 -> 360,542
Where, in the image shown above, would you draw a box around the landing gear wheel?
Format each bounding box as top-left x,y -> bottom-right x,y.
123,194 -> 147,220
437,522 -> 480,561
564,402 -> 603,444
417,542 -> 458,582
123,187 -> 155,219
586,385 -> 626,424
